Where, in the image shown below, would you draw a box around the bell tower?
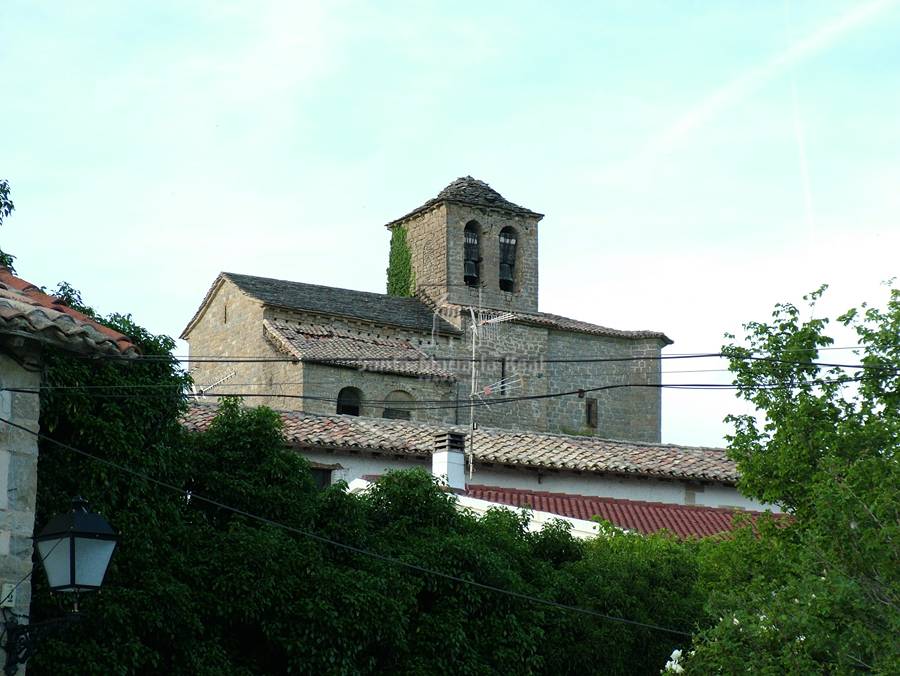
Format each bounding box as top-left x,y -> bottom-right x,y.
385,176 -> 543,312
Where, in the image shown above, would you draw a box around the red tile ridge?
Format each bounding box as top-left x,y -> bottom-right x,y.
0,267 -> 138,355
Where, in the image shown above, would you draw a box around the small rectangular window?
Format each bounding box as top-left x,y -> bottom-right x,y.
586,398 -> 598,428
310,468 -> 333,490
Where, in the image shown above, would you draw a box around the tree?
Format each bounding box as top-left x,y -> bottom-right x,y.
0,178 -> 15,269
684,286 -> 900,674
30,284 -> 709,675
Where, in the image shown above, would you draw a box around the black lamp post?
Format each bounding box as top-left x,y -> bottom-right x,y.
3,497 -> 118,675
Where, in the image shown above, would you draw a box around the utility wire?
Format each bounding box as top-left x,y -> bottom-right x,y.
71,351 -> 893,369
1,416 -> 691,638
0,536 -> 65,619
3,375 -> 867,413
71,352 -> 899,377
165,345 -> 873,359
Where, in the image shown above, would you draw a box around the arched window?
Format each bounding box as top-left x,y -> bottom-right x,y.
463,221 -> 481,287
383,390 -> 414,421
336,387 -> 362,416
498,227 -> 518,292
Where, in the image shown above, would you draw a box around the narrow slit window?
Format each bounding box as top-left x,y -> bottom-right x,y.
464,221 -> 481,287
586,397 -> 598,429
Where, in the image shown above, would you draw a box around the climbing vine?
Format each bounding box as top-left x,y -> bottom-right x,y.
386,225 -> 414,296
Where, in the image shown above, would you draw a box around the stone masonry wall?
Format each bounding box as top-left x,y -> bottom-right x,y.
0,351 -> 41,666
185,279 -> 303,410
398,203 -> 541,313
186,281 -> 664,442
544,333 -> 664,442
398,204 -> 448,304
443,202 -> 540,313
301,363 -> 456,424
429,315 -> 551,432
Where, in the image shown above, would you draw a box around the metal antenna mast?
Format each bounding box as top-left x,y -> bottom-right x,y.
466,286 -> 516,479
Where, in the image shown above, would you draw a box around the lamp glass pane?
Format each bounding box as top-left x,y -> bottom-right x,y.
73,537 -> 116,587
37,536 -> 72,590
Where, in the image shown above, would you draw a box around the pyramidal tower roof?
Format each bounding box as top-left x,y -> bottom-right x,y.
385,176 -> 543,228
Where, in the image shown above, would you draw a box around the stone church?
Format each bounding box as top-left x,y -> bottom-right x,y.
182,176 -> 671,442
181,177 -> 773,536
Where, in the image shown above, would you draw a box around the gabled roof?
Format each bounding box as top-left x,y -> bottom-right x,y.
465,485 -> 758,539
183,402 -> 738,483
181,272 -> 461,339
0,268 -> 138,357
263,320 -> 455,380
385,176 -> 543,228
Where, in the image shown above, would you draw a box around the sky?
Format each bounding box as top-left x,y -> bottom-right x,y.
2,0 -> 899,447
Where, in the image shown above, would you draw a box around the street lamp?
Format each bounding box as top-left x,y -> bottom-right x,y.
3,497 -> 118,675
35,497 -> 118,600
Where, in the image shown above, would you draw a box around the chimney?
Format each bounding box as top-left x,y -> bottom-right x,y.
432,431 -> 467,491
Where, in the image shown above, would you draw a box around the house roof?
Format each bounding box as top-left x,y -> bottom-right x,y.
0,268 -> 138,357
263,320 -> 455,380
465,485 -> 756,539
385,176 -> 543,228
181,272 -> 461,340
183,402 -> 738,483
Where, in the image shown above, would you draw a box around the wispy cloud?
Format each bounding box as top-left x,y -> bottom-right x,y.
604,0 -> 899,182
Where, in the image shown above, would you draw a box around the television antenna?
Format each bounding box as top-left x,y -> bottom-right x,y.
191,370 -> 236,399
466,287 -> 516,478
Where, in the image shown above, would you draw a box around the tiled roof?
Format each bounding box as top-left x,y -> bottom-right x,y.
465,485 -> 758,539
183,403 -> 738,483
181,273 -> 460,339
385,176 -> 543,228
514,310 -> 673,345
0,268 -> 138,357
449,303 -> 673,344
263,320 -> 454,380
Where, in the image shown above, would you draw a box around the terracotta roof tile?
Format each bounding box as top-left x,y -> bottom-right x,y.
183,403 -> 738,483
465,485 -> 757,538
263,320 -> 454,380
0,268 -> 138,357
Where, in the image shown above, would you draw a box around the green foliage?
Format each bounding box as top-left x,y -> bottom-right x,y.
29,287 -> 712,674
386,225 -> 414,296
0,178 -> 16,270
684,286 -> 900,674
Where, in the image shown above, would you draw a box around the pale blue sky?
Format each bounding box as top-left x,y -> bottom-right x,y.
2,1 -> 898,445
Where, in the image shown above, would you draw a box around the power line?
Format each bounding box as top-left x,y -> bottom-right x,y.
2,416 -> 691,638
71,350 -> 898,373
91,345 -> 869,360
4,375 -> 867,412
0,537 -> 64,609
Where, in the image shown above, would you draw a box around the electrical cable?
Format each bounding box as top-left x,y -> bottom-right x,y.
0,416 -> 692,638
0,537 -> 65,609
4,375 -> 869,412
68,351 -> 895,372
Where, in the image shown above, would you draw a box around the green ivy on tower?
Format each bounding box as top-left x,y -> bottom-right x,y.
386,225 -> 414,296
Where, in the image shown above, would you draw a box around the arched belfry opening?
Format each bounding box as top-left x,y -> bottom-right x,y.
498,226 -> 518,293
383,176 -> 543,312
464,221 -> 481,287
